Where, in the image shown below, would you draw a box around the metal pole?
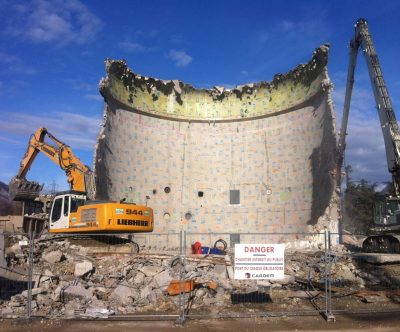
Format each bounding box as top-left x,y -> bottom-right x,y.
324,230 -> 328,315
322,230 -> 335,322
27,223 -> 36,319
176,229 -> 186,325
328,231 -> 333,316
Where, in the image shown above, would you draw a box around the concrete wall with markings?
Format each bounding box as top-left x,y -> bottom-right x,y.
94,45 -> 339,246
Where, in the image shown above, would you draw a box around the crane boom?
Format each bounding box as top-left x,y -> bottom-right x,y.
337,18 -> 400,194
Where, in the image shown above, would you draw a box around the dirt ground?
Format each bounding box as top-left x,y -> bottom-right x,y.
1,312 -> 400,332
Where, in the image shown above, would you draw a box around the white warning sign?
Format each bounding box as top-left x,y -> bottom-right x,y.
234,244 -> 285,280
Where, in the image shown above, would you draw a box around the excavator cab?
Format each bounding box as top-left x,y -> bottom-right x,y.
49,192 -> 86,230
373,196 -> 400,227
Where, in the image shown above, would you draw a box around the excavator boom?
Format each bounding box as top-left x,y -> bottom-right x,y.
339,19 -> 400,253
337,19 -> 400,193
9,127 -> 95,201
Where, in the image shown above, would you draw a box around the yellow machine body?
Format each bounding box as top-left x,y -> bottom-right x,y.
48,193 -> 153,233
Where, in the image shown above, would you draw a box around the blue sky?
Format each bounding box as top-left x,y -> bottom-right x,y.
1,0 -> 400,191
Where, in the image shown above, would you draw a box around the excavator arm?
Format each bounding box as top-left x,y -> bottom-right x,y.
9,127 -> 95,201
337,19 -> 400,195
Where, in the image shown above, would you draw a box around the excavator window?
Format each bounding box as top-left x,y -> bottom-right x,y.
51,198 -> 62,222
63,196 -> 70,217
387,200 -> 400,218
70,197 -> 85,213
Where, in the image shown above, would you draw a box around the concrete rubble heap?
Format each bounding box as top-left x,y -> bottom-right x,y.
2,235 -> 398,318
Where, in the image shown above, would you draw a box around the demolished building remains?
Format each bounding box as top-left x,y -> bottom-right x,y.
94,45 -> 338,247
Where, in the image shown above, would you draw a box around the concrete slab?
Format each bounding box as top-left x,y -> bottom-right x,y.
352,253 -> 400,264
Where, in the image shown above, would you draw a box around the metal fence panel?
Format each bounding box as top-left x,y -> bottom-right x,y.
0,231 -> 31,318
182,231 -> 330,319
10,230 -> 400,321
329,232 -> 400,315
1,232 -> 183,319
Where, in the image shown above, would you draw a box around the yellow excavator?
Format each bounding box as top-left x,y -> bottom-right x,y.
8,127 -> 154,234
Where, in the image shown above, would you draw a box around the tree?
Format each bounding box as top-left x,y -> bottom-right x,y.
342,179 -> 377,234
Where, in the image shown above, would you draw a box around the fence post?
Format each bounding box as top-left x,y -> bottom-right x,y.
0,230 -> 5,271
322,230 -> 335,322
176,229 -> 186,325
27,228 -> 36,319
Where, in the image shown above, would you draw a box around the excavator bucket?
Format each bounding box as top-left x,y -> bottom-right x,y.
8,177 -> 43,201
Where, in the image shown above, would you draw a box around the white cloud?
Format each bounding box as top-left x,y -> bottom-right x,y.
278,20 -> 295,32
119,41 -> 147,53
65,78 -> 97,92
5,0 -> 103,45
167,49 -> 192,67
256,15 -> 331,51
0,51 -> 37,75
0,111 -> 101,150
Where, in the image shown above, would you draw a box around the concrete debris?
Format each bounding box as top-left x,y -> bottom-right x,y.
140,265 -> 163,277
21,287 -> 44,298
74,261 -> 94,277
153,269 -> 173,290
85,306 -> 115,318
110,283 -> 139,306
42,250 -> 63,264
63,284 -> 93,302
2,235 -> 400,317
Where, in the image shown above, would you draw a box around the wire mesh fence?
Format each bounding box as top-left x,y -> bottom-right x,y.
182,231 -> 332,319
0,231 -> 31,317
330,232 -> 400,315
2,230 -> 400,321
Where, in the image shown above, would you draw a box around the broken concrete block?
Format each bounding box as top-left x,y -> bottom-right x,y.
110,283 -> 139,306
40,269 -> 54,284
85,306 -> 115,318
36,294 -> 52,306
63,284 -> 93,302
74,261 -> 94,277
212,264 -> 227,277
203,297 -> 218,305
140,285 -> 152,300
256,280 -> 271,287
21,287 -> 44,298
153,270 -> 173,290
42,250 -> 63,264
1,307 -> 13,316
133,271 -> 145,284
185,262 -> 197,273
270,274 -> 295,285
140,265 -> 164,277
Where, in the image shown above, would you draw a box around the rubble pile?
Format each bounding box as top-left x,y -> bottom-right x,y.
0,236 -> 391,318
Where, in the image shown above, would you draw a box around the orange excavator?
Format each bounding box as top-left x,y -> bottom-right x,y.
8,127 -> 154,234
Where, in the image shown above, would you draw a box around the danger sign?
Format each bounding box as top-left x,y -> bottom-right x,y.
234,244 -> 285,280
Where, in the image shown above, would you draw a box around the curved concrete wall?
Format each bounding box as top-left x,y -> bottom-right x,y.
94,45 -> 338,238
